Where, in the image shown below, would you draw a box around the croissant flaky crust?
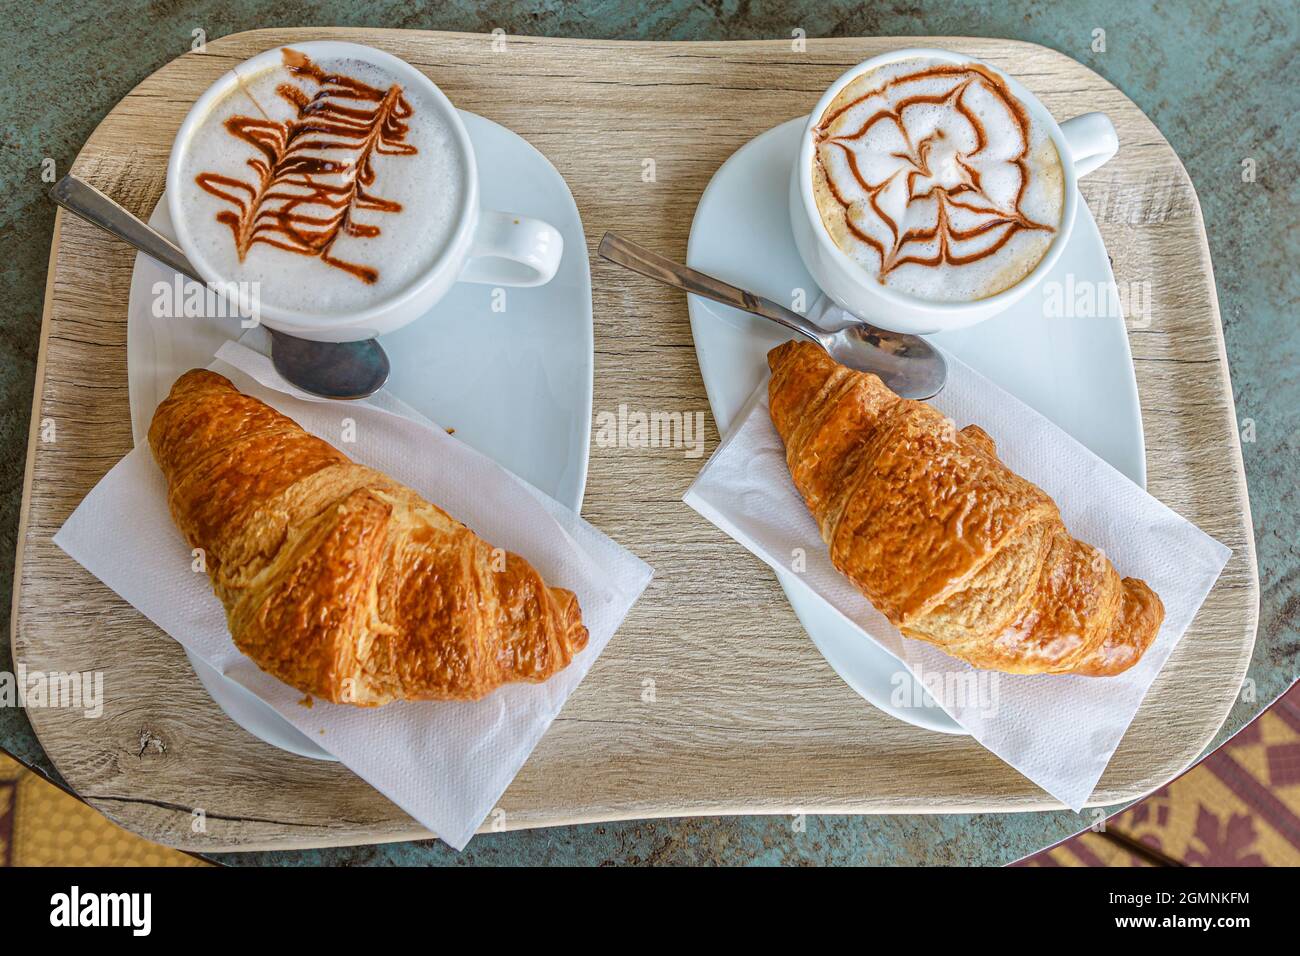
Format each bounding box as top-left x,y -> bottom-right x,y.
768,341 -> 1164,676
148,369 -> 588,705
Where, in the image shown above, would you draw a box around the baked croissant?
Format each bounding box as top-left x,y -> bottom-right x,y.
148,369 -> 587,705
768,341 -> 1163,676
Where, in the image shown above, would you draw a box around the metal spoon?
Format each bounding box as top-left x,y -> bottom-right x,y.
598,232 -> 947,399
49,174 -> 390,400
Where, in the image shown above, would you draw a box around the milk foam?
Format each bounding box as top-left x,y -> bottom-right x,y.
812,58 -> 1065,302
178,53 -> 464,316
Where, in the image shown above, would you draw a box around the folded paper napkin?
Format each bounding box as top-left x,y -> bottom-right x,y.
683,329 -> 1230,811
55,340 -> 653,849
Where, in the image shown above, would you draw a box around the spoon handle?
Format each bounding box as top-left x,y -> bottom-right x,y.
598,232 -> 831,349
49,174 -> 204,283
48,173 -> 393,400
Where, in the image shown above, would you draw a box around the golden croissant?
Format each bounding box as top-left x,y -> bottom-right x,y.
148,369 -> 588,705
768,341 -> 1163,676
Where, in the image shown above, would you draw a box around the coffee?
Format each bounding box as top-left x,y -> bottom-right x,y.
178,48 -> 464,316
811,57 -> 1064,303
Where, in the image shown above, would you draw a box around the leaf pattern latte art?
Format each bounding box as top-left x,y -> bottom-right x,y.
195,48 -> 418,284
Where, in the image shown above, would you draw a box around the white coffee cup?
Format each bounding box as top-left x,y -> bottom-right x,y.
166,41 -> 563,342
790,47 -> 1118,335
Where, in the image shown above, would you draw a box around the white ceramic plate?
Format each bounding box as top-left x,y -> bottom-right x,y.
127,111 -> 593,760
687,117 -> 1146,735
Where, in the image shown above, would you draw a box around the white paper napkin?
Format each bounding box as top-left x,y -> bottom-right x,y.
54,340 -> 653,849
684,315 -> 1230,811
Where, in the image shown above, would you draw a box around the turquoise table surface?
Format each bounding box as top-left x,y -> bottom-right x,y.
1,0 -> 1295,865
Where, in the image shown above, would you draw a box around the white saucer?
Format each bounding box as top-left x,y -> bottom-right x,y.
126,111 -> 593,761
687,117 -> 1146,736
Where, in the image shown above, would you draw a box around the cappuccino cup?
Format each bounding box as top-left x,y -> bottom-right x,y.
790,48 -> 1118,335
167,41 -> 563,342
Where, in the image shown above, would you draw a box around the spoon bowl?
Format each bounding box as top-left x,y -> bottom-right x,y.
266,328 -> 390,400
817,314 -> 949,400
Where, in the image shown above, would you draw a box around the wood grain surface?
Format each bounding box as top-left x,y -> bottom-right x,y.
11,29 -> 1258,851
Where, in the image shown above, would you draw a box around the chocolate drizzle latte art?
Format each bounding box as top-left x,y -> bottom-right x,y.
813,59 -> 1065,302
194,48 -> 418,284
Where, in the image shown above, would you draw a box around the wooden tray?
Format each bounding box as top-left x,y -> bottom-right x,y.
13,29 -> 1258,850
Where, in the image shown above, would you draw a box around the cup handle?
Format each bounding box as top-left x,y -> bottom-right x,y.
458,210 -> 564,287
1058,112 -> 1119,178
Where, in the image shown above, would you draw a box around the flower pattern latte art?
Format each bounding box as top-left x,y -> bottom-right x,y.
814,61 -> 1064,301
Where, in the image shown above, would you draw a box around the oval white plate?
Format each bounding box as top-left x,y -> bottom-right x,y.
127,111 -> 593,760
687,118 -> 1146,735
